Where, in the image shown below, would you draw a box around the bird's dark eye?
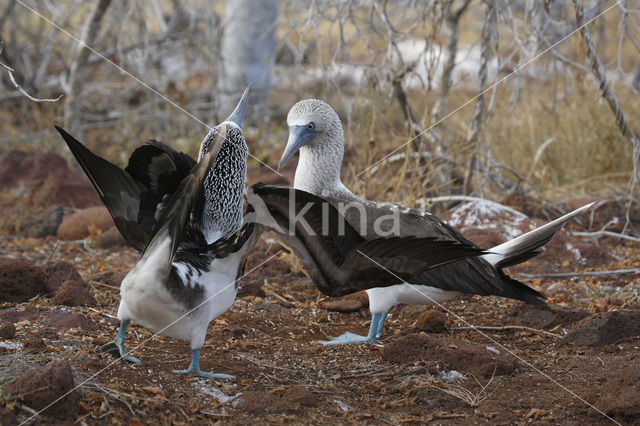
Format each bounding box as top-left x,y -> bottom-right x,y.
306,122 -> 315,131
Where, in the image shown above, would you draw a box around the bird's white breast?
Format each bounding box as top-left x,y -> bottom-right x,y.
118,238 -> 241,347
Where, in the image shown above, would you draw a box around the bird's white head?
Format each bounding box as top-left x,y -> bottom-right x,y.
279,99 -> 345,193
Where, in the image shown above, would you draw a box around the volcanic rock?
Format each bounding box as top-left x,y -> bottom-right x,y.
57,206 -> 114,240
3,360 -> 77,421
0,257 -> 47,302
54,280 -> 97,307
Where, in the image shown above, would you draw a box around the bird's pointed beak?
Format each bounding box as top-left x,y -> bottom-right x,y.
225,85 -> 251,128
278,125 -> 315,171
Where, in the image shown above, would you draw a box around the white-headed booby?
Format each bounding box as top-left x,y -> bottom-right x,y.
279,99 -> 594,345
56,89 -> 255,378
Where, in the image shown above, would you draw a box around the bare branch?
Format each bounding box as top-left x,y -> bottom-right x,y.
0,45 -> 62,103
574,0 -> 640,231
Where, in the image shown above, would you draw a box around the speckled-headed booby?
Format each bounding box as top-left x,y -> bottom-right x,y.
56,89 -> 255,378
279,99 -> 594,345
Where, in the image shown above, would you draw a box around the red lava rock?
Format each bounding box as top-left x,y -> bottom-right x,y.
0,321 -> 16,339
37,328 -> 60,340
347,291 -> 370,308
382,333 -> 517,378
0,150 -> 99,208
595,368 -> 640,423
508,303 -> 589,328
0,257 -> 47,302
23,336 -> 45,351
42,260 -> 84,293
57,206 -> 114,240
0,151 -> 67,187
234,391 -> 296,414
3,360 -> 78,421
54,280 -> 97,307
319,297 -> 363,312
0,407 -> 17,426
563,310 -> 640,346
587,200 -> 640,231
415,310 -> 447,333
281,386 -> 318,407
319,291 -> 369,312
45,312 -> 98,332
92,226 -> 126,249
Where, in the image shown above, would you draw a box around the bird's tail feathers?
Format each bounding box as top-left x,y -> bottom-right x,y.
483,202 -> 595,269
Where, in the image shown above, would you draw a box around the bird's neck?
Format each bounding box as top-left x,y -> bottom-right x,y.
294,133 -> 344,195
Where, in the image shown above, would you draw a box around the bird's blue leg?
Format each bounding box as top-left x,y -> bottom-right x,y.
173,348 -> 235,380
318,313 -> 386,345
116,320 -> 142,364
374,312 -> 388,341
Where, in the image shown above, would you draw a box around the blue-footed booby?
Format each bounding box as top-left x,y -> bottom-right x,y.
279,99 -> 595,345
55,89 -> 255,378
245,183 -> 488,297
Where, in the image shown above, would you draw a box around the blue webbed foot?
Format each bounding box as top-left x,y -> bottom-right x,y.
174,348 -> 234,379
116,320 -> 142,364
173,368 -> 235,379
120,352 -> 143,364
318,332 -> 371,345
318,312 -> 389,346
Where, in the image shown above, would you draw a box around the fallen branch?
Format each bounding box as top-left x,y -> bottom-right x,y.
571,230 -> 640,243
518,268 -> 640,279
452,325 -> 562,338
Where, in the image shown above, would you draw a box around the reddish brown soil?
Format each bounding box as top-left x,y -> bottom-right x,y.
1,188 -> 639,424
0,233 -> 638,425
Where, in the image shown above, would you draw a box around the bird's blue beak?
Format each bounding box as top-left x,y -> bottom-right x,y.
278,125 -> 316,171
224,85 -> 251,128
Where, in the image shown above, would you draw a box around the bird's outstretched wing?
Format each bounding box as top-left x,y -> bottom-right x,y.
247,183 -> 486,297
55,126 -> 196,250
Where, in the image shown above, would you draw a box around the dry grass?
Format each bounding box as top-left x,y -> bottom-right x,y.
2,2 -> 639,210
417,370 -> 498,407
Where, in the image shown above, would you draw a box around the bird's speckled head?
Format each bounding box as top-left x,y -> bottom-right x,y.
195,88 -> 251,244
279,99 -> 344,171
198,86 -> 250,161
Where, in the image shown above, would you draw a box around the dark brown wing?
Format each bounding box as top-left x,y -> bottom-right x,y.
247,183 -> 486,297
55,126 -> 149,250
55,126 -> 197,251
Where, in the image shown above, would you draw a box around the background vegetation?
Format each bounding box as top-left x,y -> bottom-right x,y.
1,0 -> 639,227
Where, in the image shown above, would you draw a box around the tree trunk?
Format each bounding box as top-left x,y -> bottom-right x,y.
63,0 -> 111,137
218,0 -> 278,122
